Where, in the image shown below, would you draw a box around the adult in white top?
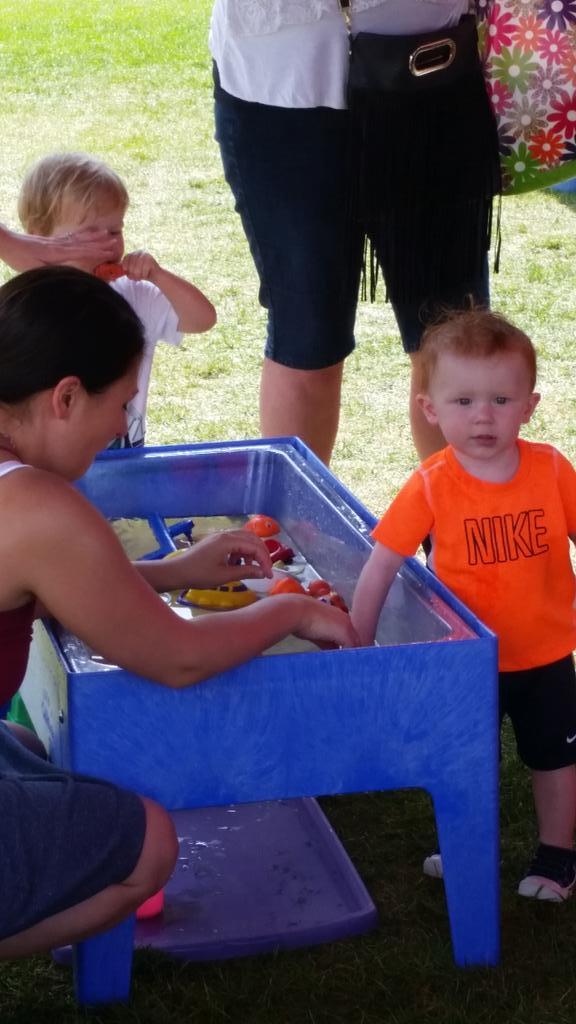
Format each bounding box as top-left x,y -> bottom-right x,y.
210,0 -> 500,464
211,0 -> 471,109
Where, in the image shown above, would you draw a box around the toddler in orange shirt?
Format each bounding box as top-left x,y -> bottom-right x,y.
352,308 -> 576,901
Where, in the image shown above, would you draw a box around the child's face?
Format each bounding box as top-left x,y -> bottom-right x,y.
418,350 -> 540,470
51,202 -> 125,272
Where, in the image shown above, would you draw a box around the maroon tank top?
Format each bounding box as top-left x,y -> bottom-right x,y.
0,460 -> 35,704
0,602 -> 36,705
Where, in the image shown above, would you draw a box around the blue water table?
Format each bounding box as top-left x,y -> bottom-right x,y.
19,438 -> 499,1005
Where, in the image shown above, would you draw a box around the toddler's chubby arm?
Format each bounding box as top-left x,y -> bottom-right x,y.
351,542 -> 405,647
0,223 -> 116,272
121,250 -> 216,333
136,529 -> 273,591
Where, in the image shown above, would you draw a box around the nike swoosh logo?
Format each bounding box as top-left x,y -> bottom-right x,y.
567,734 -> 576,744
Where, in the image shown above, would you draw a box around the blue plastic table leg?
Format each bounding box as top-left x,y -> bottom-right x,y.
433,787 -> 500,966
73,915 -> 135,1005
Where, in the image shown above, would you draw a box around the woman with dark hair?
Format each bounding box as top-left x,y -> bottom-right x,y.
0,267 -> 356,957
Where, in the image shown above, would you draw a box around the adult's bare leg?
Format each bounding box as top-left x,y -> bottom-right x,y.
0,796 -> 177,958
260,356 -> 344,466
3,720 -> 47,759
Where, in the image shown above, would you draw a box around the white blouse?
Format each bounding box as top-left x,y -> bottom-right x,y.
210,0 -> 472,109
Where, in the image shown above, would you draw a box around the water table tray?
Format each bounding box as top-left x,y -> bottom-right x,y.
55,797 -> 377,964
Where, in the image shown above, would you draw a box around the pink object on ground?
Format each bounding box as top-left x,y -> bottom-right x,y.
136,889 -> 164,919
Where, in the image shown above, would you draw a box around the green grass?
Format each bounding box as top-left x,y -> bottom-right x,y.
2,2 -> 576,1021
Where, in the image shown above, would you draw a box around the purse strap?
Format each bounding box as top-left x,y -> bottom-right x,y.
339,2 -> 479,35
338,0 -> 351,34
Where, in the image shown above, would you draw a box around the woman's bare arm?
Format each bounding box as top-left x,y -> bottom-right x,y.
3,470 -> 356,687
0,223 -> 116,272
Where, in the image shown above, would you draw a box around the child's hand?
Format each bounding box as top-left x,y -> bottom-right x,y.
121,249 -> 161,282
119,253 -> 216,333
291,597 -> 359,650
160,530 -> 274,589
117,255 -> 217,334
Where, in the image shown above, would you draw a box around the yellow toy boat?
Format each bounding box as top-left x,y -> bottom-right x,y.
181,581 -> 258,610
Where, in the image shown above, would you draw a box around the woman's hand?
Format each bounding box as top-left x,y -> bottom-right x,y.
0,225 -> 117,272
41,229 -> 118,267
289,595 -> 359,650
136,529 -> 274,591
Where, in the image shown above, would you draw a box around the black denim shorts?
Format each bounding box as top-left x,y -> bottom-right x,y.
213,67 -> 490,367
500,655 -> 576,771
0,723 -> 146,942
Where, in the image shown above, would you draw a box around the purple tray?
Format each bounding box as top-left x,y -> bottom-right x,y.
55,798 -> 377,964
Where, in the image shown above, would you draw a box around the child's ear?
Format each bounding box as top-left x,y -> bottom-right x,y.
51,376 -> 83,420
522,391 -> 540,424
416,392 -> 439,426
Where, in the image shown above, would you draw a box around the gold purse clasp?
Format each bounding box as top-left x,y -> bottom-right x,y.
409,38 -> 456,77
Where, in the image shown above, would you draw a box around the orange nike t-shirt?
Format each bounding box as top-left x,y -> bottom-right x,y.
372,440 -> 576,671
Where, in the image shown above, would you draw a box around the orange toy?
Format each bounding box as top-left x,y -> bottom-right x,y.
329,592 -> 349,613
268,576 -> 306,596
307,580 -> 331,598
93,262 -> 124,282
306,578 -> 349,613
245,515 -> 280,538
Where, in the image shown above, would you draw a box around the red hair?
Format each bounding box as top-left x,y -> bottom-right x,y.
417,309 -> 537,392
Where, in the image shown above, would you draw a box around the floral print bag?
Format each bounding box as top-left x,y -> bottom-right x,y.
477,0 -> 576,192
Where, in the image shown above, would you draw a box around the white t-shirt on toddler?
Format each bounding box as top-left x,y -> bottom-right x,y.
110,276 -> 183,448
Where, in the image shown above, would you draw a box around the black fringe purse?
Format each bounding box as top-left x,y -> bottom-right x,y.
341,2 -> 502,311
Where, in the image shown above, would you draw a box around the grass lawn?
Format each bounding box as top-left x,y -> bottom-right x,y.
1,2 -> 576,1021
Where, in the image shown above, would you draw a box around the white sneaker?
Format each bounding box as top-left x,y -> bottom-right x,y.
423,853 -> 443,879
517,844 -> 576,901
517,874 -> 573,901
